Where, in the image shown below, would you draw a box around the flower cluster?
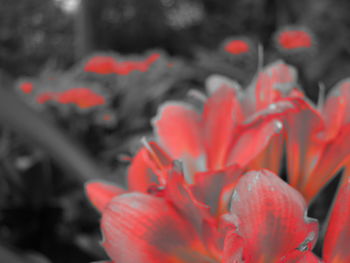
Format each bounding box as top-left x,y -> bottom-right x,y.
84,53 -> 161,75
35,87 -> 107,109
86,60 -> 350,262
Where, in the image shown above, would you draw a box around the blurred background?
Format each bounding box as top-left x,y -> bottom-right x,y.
0,0 -> 350,262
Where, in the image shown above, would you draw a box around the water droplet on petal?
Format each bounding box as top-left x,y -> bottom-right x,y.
232,190 -> 240,202
297,232 -> 316,252
147,184 -> 165,197
274,121 -> 283,133
269,103 -> 277,110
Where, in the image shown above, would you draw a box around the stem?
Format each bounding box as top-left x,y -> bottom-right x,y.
0,86 -> 104,183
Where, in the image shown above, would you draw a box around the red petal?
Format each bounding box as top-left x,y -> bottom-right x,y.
101,192 -> 212,263
85,181 -> 125,212
323,176 -> 350,262
247,133 -> 284,174
127,146 -> 159,192
303,123 -> 350,202
279,251 -> 321,263
147,141 -> 173,168
322,78 -> 350,139
203,86 -> 243,170
165,167 -> 211,232
227,100 -> 294,167
164,166 -> 222,258
205,74 -> 242,96
191,165 -> 242,216
152,102 -> 204,159
284,98 -> 325,199
335,79 -> 350,125
322,95 -> 346,140
230,170 -> 318,262
222,231 -> 245,263
244,61 -> 299,114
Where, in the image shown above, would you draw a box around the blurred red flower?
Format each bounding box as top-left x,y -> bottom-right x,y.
84,53 -> 161,75
278,30 -> 312,49
224,40 -> 250,55
57,87 -> 106,109
35,87 -> 106,110
84,56 -> 117,74
19,82 -> 33,94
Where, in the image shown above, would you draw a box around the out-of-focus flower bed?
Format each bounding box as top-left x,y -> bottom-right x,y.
0,25 -> 349,262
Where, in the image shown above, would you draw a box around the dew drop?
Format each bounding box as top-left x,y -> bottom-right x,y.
147,184 -> 165,197
297,232 -> 315,252
274,121 -> 283,133
269,103 -> 277,110
232,190 -> 240,202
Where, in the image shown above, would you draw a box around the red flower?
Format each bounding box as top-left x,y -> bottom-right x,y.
152,63 -> 299,172
56,87 -> 106,109
35,87 -> 106,109
224,40 -> 250,55
84,56 -> 118,74
284,78 -> 350,202
85,53 -> 160,75
124,61 -> 303,221
278,30 -> 312,49
205,61 -> 302,174
19,82 -> 33,94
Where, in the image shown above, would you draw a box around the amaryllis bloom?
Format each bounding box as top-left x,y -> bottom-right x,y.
284,78 -> 350,203
124,61 -> 303,221
86,169 -> 336,263
18,82 -> 33,94
224,40 -> 250,55
151,61 -> 301,174
204,60 -> 303,174
84,53 -> 160,75
57,87 -> 106,109
277,29 -> 313,50
86,163 -> 225,262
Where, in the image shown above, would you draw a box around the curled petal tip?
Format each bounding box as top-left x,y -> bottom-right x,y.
85,181 -> 125,212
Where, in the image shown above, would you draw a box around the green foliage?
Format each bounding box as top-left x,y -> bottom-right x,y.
0,0 -> 73,76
